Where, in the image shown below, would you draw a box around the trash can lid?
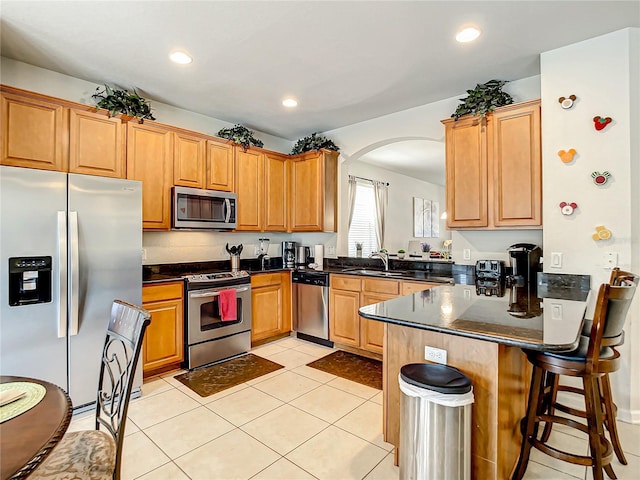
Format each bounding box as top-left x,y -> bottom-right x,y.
400,363 -> 472,394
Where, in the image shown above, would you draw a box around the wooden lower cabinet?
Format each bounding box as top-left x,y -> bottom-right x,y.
329,275 -> 437,356
251,271 -> 291,344
142,282 -> 184,377
329,288 -> 361,347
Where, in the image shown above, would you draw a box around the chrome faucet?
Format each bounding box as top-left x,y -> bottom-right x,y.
369,251 -> 389,271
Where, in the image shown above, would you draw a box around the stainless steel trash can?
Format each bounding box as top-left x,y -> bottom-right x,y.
399,363 -> 474,480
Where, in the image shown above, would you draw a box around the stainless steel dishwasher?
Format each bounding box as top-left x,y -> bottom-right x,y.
292,270 -> 333,348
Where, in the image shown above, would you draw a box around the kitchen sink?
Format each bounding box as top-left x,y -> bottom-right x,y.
341,268 -> 407,277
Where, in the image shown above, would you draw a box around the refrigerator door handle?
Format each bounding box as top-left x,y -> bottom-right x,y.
57,211 -> 68,338
69,211 -> 80,336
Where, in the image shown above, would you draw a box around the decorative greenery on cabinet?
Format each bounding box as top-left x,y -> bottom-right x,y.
451,80 -> 513,120
217,124 -> 264,150
92,85 -> 155,122
291,133 -> 340,155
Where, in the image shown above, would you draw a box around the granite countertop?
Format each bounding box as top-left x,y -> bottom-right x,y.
359,283 -> 590,351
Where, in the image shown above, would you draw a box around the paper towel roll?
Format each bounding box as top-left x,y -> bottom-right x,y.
314,244 -> 324,270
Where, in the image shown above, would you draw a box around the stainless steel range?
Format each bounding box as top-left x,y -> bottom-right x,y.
184,270 -> 251,369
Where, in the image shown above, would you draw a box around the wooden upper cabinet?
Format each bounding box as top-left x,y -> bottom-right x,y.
491,101 -> 542,227
443,115 -> 488,228
126,122 -> 174,230
69,109 -> 125,178
206,140 -> 234,191
173,131 -> 206,188
441,99 -> 541,230
1,90 -> 68,171
290,149 -> 338,232
235,147 -> 264,231
264,152 -> 288,231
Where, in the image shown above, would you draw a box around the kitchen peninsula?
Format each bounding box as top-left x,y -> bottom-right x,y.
359,277 -> 590,479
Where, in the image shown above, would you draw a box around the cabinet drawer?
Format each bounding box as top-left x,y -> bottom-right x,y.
251,272 -> 284,288
142,282 -> 183,303
401,281 -> 438,295
362,278 -> 399,295
331,274 -> 361,292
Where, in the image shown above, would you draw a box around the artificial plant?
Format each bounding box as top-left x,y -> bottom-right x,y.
451,80 -> 513,120
290,133 -> 340,155
92,85 -> 155,122
217,124 -> 264,150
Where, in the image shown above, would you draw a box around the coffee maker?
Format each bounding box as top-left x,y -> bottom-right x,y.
506,243 -> 542,288
282,241 -> 297,268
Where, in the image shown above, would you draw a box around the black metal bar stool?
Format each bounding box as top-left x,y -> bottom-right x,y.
512,272 -> 638,480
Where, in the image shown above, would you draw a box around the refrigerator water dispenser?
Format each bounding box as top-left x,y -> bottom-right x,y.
8,256 -> 52,306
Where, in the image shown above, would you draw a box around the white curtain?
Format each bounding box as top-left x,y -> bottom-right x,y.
372,180 -> 388,250
347,175 -> 358,231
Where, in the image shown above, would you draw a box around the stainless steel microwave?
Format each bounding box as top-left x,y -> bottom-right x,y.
172,186 -> 237,230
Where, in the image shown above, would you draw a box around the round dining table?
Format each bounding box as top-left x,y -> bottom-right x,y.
0,375 -> 72,480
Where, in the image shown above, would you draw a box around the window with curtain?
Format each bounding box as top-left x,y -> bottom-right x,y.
348,182 -> 379,256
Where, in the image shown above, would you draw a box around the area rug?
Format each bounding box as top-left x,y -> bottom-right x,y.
307,350 -> 382,390
174,354 -> 284,397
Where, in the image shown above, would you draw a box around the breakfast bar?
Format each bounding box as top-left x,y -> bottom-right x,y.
359,280 -> 590,480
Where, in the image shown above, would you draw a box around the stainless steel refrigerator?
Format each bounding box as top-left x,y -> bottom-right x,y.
0,165 -> 142,409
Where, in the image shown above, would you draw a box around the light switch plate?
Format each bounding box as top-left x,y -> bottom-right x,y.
463,249 -> 471,260
550,252 -> 563,268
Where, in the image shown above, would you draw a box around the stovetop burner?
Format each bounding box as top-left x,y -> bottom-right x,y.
185,270 -> 249,283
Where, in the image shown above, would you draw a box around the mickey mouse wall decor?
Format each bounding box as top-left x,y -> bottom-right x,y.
558,95 -> 577,109
592,171 -> 611,186
557,149 -> 577,163
559,202 -> 578,216
593,116 -> 613,131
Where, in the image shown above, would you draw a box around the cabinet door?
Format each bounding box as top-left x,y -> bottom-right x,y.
360,292 -> 395,354
491,101 -> 542,227
206,140 -> 234,191
290,152 -> 323,231
127,122 -> 173,230
329,289 -> 360,347
1,91 -> 68,171
69,109 -> 125,178
235,147 -> 264,231
174,131 -> 205,188
252,284 -> 284,342
264,152 -> 288,231
142,283 -> 184,376
443,116 -> 488,228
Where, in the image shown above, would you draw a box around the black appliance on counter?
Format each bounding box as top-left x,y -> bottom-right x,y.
475,260 -> 506,297
506,243 -> 542,288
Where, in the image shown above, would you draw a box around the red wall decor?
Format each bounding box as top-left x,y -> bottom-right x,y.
592,171 -> 611,185
559,202 -> 578,215
593,116 -> 613,131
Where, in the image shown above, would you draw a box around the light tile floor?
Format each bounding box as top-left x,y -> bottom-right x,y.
67,336 -> 640,480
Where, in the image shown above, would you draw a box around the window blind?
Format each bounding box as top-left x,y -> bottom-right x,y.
348,183 -> 379,256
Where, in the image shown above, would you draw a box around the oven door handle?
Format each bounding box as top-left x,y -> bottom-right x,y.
189,286 -> 250,298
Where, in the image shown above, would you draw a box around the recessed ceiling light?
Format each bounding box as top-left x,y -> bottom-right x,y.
169,50 -> 193,65
456,27 -> 481,43
282,98 -> 298,108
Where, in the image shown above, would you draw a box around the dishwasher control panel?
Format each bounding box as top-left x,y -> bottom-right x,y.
291,270 -> 330,287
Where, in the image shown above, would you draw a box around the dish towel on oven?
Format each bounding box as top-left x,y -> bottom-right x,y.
219,289 -> 237,322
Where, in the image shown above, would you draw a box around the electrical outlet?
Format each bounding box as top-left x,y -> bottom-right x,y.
463,249 -> 471,260
327,246 -> 336,255
254,245 -> 261,256
424,346 -> 447,365
142,248 -> 147,261
550,252 -> 563,268
602,252 -> 618,270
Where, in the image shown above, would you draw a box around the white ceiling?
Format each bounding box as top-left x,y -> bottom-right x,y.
1,1 -> 638,184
